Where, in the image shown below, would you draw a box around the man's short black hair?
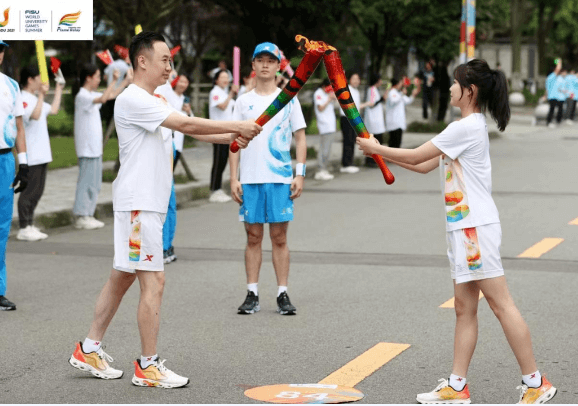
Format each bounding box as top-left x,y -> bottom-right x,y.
391,78 -> 400,87
0,44 -> 6,53
129,31 -> 166,69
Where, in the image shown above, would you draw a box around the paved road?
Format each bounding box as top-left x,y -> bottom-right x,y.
2,121 -> 577,404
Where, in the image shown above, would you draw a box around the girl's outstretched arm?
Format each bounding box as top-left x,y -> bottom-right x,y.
357,136 -> 443,166
387,156 -> 440,174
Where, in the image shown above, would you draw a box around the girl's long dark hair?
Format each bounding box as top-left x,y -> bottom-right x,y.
454,59 -> 510,131
72,63 -> 99,98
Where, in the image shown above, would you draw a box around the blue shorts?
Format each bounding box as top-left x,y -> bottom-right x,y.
239,183 -> 294,224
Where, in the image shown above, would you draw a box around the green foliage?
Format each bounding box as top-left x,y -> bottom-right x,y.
290,146 -> 317,160
48,137 -> 119,170
521,87 -> 546,106
407,120 -> 448,133
47,109 -> 74,137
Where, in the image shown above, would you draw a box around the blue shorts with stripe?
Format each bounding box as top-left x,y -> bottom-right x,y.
239,183 -> 293,224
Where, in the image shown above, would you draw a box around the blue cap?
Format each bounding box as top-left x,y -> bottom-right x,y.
252,42 -> 281,62
0,40 -> 8,48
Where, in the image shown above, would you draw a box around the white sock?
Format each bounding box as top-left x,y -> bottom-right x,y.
277,286 -> 287,297
141,354 -> 158,369
82,338 -> 102,353
247,283 -> 258,295
522,370 -> 542,388
449,374 -> 466,391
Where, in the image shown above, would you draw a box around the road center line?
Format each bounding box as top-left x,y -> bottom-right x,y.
440,291 -> 484,308
317,342 -> 410,387
517,238 -> 564,259
569,217 -> 578,225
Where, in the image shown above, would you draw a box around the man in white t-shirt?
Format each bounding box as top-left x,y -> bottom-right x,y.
68,31 -> 261,387
313,78 -> 337,181
0,40 -> 28,311
229,42 -> 306,316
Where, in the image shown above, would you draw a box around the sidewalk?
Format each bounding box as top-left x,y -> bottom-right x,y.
9,103 -> 556,232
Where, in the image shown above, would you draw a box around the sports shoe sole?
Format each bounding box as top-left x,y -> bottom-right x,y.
531,387 -> 557,404
68,356 -> 123,379
0,305 -> 16,310
238,304 -> 260,314
277,307 -> 296,315
132,375 -> 190,388
416,399 -> 471,404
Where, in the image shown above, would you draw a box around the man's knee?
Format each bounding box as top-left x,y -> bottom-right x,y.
246,226 -> 264,246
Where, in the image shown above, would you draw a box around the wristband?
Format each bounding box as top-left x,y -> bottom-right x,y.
295,163 -> 306,177
17,152 -> 27,165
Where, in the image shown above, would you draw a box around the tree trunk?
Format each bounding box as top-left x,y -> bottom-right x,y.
537,3 -> 547,76
511,0 -> 523,92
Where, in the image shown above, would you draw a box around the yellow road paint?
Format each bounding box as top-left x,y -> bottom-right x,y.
318,342 -> 410,387
517,238 -> 564,259
440,291 -> 484,309
569,218 -> 578,225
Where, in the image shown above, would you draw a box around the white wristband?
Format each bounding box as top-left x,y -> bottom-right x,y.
295,163 -> 306,177
17,152 -> 27,165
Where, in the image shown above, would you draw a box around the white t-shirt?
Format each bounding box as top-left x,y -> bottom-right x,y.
21,90 -> 52,165
74,87 -> 103,158
113,84 -> 176,213
0,73 -> 24,149
385,88 -> 414,132
364,86 -> 386,134
340,86 -> 361,117
431,113 -> 500,232
313,88 -> 336,134
209,86 -> 235,121
233,88 -> 306,184
155,82 -> 190,152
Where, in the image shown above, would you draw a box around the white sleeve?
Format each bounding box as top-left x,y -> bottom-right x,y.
76,91 -> 102,113
22,99 -> 34,123
121,93 -> 176,133
403,95 -> 414,105
386,90 -> 402,107
314,89 -> 324,109
13,89 -> 25,117
210,88 -> 227,108
289,98 -> 306,132
430,121 -> 471,160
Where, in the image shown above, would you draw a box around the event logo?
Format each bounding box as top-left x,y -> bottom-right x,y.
0,7 -> 10,28
57,10 -> 81,32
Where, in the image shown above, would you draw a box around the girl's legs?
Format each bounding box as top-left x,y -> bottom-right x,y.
452,280 -> 481,377
477,276 -> 538,375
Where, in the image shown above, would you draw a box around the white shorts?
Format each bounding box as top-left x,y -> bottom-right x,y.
113,211 -> 166,273
446,223 -> 504,284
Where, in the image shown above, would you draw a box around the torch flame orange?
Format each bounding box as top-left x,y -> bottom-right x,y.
0,7 -> 10,27
295,35 -> 336,54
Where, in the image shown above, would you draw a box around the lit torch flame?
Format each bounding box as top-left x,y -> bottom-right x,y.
295,35 -> 336,54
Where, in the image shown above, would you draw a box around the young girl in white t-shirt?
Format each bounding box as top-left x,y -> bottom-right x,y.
357,59 -> 557,404
363,73 -> 386,167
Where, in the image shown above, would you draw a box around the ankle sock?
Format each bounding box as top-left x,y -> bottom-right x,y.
277,286 -> 287,297
141,354 -> 158,369
449,374 -> 466,391
82,338 -> 102,353
247,283 -> 258,295
522,370 -> 542,388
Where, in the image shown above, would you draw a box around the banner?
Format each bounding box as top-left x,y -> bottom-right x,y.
0,0 -> 93,40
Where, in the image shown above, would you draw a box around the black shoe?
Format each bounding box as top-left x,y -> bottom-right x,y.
276,292 -> 296,315
0,296 -> 16,311
238,291 -> 260,314
169,246 -> 177,262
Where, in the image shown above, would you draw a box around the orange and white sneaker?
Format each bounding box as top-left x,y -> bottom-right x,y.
68,342 -> 123,379
132,358 -> 189,388
517,377 -> 557,404
417,378 -> 471,404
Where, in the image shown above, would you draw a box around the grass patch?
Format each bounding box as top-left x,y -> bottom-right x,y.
48,136 -> 119,170
47,109 -> 74,136
488,131 -> 501,139
407,121 -> 448,133
103,169 -> 196,184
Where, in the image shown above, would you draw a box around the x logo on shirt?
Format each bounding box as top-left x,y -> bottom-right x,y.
144,255 -> 154,262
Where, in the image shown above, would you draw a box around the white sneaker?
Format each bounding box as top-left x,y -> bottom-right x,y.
30,225 -> 48,239
16,225 -> 43,242
132,358 -> 189,388
340,166 -> 360,174
547,123 -> 556,129
314,170 -> 334,181
416,378 -> 471,404
565,119 -> 574,125
75,216 -> 99,230
88,217 -> 105,228
209,189 -> 232,203
69,342 -> 123,380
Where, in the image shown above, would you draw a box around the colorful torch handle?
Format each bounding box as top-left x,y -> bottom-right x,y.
323,50 -> 395,185
230,47 -> 324,153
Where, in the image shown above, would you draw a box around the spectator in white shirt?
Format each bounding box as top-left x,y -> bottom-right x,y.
364,73 -> 387,167
313,78 -> 337,181
15,65 -> 64,242
385,77 -> 420,148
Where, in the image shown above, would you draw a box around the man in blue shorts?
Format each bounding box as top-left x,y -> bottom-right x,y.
229,42 -> 307,315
